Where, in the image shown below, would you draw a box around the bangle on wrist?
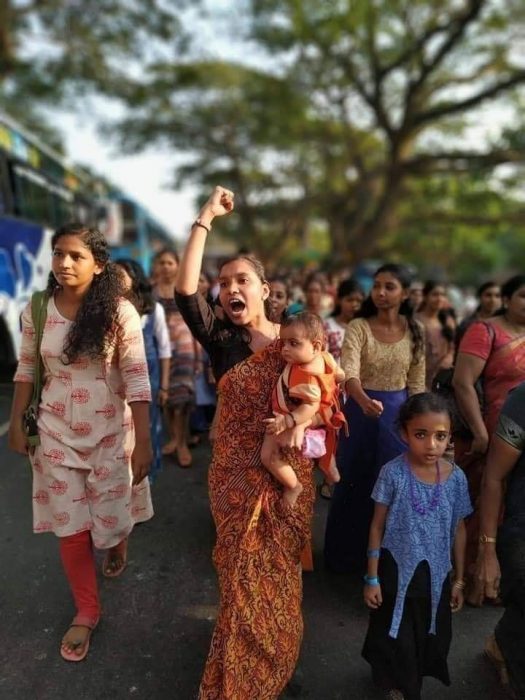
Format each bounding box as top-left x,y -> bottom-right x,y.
479,534 -> 497,544
452,579 -> 466,590
159,387 -> 168,392
364,574 -> 380,586
192,219 -> 211,234
367,548 -> 380,559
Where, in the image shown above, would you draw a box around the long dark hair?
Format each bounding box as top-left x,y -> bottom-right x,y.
494,274 -> 525,316
115,258 -> 155,316
357,263 -> 424,359
331,278 -> 363,317
419,280 -> 455,343
48,223 -> 123,364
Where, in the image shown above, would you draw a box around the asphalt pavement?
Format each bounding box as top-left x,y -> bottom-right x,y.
0,384 -> 507,700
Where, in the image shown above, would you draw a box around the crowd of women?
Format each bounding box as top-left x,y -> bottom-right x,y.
7,185 -> 525,700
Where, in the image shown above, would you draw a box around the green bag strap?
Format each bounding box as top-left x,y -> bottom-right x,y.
30,291 -> 49,404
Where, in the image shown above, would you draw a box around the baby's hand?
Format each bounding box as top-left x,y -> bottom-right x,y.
263,412 -> 287,435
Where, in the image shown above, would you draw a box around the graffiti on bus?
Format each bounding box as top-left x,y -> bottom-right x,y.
0,218 -> 52,359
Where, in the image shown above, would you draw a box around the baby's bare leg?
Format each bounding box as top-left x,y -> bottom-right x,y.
261,434 -> 303,506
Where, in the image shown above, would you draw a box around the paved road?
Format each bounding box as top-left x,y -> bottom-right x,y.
0,385 -> 506,699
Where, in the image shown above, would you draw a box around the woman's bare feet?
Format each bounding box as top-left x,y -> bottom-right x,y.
162,440 -> 177,455
176,443 -> 192,468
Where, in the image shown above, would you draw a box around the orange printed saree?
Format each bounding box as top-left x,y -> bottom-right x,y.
199,342 -> 315,700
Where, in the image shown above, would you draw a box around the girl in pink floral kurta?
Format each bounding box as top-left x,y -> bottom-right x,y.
15,294 -> 153,545
9,224 -> 153,663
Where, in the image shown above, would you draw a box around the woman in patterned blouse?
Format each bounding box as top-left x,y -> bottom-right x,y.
324,263 -> 426,574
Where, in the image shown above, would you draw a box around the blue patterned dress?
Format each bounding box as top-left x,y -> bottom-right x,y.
362,454 -> 472,699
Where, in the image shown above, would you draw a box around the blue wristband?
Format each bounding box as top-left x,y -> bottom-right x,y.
364,575 -> 380,586
367,548 -> 380,559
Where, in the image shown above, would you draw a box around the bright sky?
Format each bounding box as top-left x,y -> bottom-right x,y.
54,112 -> 196,243
50,3 -> 518,246
52,2 -> 243,245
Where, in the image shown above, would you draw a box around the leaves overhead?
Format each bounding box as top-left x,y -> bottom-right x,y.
2,0 -> 525,279
0,0 -> 189,145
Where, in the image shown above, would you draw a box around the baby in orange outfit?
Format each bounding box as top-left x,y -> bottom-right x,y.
263,312 -> 347,506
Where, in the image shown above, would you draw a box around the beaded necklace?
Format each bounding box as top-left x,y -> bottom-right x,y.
407,458 -> 442,515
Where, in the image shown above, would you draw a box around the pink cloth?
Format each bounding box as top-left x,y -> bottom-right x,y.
302,428 -> 327,459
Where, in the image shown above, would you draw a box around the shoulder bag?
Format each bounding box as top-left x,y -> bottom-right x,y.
22,291 -> 48,447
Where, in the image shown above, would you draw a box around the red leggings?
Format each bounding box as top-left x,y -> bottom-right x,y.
59,530 -> 100,620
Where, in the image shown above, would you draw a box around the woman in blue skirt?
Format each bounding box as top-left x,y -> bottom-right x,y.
324,264 -> 425,573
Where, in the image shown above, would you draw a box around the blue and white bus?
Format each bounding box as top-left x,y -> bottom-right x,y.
103,192 -> 175,274
0,112 -> 175,368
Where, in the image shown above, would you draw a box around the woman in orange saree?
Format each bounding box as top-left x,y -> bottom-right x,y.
175,187 -> 315,699
201,343 -> 314,699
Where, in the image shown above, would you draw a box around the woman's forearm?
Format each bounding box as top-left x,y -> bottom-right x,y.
129,401 -> 152,443
453,381 -> 486,437
160,358 -> 170,392
10,382 -> 34,420
345,378 -> 369,408
175,208 -> 215,296
479,476 -> 504,540
291,401 -> 320,427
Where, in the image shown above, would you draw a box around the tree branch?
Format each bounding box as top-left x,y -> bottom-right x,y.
413,70 -> 525,126
377,0 -> 484,80
406,0 -> 484,99
336,53 -> 394,139
404,148 -> 525,174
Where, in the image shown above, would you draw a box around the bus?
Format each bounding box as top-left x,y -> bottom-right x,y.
0,111 -> 175,368
102,192 -> 175,274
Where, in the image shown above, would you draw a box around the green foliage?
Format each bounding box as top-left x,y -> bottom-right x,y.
2,0 -> 525,280
105,0 -> 525,276
0,0 -> 189,144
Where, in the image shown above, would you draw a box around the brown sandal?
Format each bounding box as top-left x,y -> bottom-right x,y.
60,614 -> 99,662
102,537 -> 128,578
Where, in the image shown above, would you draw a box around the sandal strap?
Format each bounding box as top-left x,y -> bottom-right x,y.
71,614 -> 99,630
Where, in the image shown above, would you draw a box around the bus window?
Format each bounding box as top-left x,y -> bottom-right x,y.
12,164 -> 53,224
0,153 -> 12,215
52,192 -> 74,226
121,200 -> 139,245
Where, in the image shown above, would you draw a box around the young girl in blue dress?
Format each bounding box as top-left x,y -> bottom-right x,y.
362,393 -> 472,700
